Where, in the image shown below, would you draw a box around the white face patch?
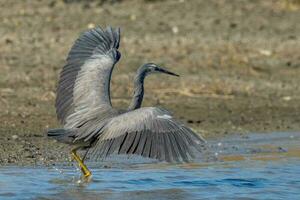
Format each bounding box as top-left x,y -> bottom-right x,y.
157,114 -> 172,119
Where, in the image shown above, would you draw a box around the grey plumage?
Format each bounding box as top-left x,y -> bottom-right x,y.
48,26 -> 206,163
56,27 -> 120,128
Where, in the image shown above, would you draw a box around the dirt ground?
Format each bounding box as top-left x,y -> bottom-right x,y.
0,0 -> 300,165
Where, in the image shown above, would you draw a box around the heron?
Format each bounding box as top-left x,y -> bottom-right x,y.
47,26 -> 206,178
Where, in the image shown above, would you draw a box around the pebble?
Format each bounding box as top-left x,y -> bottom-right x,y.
172,26 -> 179,34
130,14 -> 136,21
259,49 -> 272,56
282,96 -> 292,101
87,23 -> 95,29
12,135 -> 18,140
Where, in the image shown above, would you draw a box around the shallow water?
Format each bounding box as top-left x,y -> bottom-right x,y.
1,132 -> 300,200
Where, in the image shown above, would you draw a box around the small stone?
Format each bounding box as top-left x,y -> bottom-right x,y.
87,23 -> 95,29
12,135 -> 18,140
282,96 -> 291,101
259,49 -> 272,56
172,26 -> 179,34
5,38 -> 13,44
130,14 -> 136,21
230,23 -> 237,28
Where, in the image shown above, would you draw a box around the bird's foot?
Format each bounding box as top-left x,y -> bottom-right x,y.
80,171 -> 92,183
71,149 -> 92,179
80,165 -> 92,179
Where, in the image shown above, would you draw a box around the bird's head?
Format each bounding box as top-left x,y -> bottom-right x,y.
141,63 -> 179,77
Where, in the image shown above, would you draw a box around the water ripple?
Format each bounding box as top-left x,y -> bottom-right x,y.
0,132 -> 300,200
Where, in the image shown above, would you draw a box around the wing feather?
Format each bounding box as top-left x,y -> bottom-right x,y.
163,133 -> 172,162
119,132 -> 135,154
150,131 -> 158,159
157,133 -> 165,161
142,131 -> 152,157
168,132 -> 180,162
128,132 -> 141,154
56,26 -> 121,127
175,132 -> 189,162
86,107 -> 206,163
135,131 -> 147,155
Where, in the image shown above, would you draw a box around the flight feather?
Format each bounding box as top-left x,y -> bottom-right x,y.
55,27 -> 121,128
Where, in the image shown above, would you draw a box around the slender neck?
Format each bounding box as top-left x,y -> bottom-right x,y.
127,70 -> 146,111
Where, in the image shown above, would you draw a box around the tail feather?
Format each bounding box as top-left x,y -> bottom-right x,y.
47,128 -> 75,144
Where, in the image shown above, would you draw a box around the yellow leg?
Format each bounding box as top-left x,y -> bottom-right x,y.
71,149 -> 92,178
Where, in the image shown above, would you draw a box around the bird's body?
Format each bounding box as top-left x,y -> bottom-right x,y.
48,26 -> 206,178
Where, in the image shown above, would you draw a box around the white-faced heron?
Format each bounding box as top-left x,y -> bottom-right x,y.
47,26 -> 206,178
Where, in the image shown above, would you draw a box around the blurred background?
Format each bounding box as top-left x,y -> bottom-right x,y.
0,0 -> 300,164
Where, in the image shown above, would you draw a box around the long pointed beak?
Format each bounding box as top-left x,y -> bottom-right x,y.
157,67 -> 180,77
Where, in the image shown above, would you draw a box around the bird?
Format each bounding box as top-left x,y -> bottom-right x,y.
47,26 -> 206,178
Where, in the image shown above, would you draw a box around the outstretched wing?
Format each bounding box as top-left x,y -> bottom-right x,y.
56,27 -> 121,128
87,107 -> 206,162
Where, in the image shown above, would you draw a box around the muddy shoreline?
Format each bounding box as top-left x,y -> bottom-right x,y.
1,0 -> 300,165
